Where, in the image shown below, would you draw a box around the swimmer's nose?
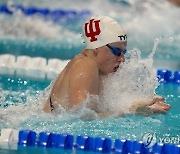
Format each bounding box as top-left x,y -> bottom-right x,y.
117,54 -> 125,62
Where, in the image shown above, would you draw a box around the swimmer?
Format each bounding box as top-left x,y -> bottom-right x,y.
43,16 -> 171,117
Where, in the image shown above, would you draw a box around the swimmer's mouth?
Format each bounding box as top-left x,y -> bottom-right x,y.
114,65 -> 119,72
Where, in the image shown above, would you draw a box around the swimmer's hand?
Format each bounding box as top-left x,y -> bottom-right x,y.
95,97 -> 171,118
129,97 -> 171,115
146,98 -> 171,114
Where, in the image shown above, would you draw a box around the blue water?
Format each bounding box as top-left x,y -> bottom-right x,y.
0,73 -> 50,107
0,72 -> 179,140
0,146 -> 94,154
0,38 -> 82,60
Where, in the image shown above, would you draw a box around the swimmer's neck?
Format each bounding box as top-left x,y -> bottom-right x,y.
81,49 -> 105,77
81,49 -> 96,57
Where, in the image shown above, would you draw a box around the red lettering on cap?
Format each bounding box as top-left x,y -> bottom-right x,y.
84,19 -> 101,42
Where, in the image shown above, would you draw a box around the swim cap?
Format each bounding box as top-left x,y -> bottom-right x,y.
83,15 -> 127,49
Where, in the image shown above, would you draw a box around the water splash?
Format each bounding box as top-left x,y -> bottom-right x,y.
0,13 -> 79,39
99,48 -> 158,114
149,35 -> 174,58
148,37 -> 162,60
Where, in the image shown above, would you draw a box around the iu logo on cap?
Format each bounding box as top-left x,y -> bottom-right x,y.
84,19 -> 101,42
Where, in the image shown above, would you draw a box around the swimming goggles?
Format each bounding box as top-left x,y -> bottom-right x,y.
106,44 -> 127,57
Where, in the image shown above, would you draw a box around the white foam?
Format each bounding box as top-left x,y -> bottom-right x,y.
0,9 -> 80,40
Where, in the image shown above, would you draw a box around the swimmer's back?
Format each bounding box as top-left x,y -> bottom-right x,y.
43,51 -> 100,112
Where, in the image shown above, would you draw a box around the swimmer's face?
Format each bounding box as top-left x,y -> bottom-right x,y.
97,41 -> 127,74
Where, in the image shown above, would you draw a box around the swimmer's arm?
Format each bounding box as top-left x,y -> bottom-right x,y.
69,61 -> 99,107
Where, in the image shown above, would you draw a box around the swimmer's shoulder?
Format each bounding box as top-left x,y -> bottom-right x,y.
71,53 -> 98,74
69,53 -> 100,96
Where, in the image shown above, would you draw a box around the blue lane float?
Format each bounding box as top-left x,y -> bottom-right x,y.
76,135 -> 93,151
18,130 -> 36,146
114,139 -> 146,153
0,4 -> 91,19
173,71 -> 180,84
157,69 -> 180,84
16,130 -> 180,153
94,137 -> 112,153
0,4 -> 13,14
36,132 -> 74,149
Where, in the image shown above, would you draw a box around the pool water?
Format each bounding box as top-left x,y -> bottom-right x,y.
0,71 -> 179,142
0,146 -> 92,154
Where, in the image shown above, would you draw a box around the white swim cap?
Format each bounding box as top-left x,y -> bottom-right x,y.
83,15 -> 127,49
